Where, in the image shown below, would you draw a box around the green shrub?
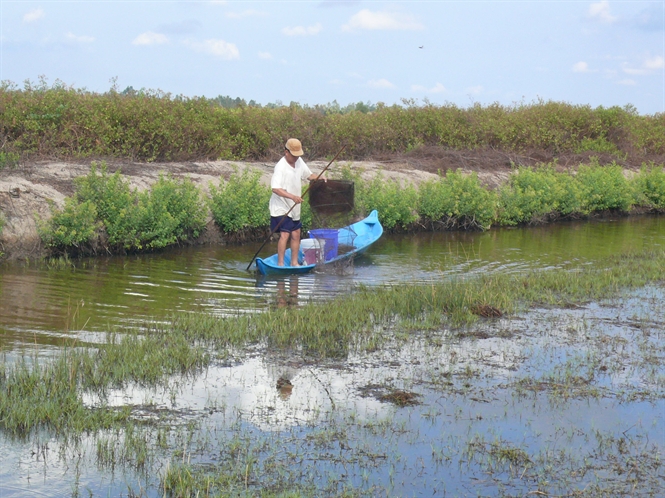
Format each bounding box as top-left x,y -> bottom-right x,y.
134,174 -> 207,249
40,163 -> 207,253
576,161 -> 635,213
418,169 -> 496,230
497,166 -> 583,225
38,199 -> 100,252
73,163 -> 140,248
0,151 -> 20,170
209,168 -> 270,233
632,163 -> 665,210
356,172 -> 418,230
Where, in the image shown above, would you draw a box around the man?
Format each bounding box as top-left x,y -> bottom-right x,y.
269,138 -> 322,267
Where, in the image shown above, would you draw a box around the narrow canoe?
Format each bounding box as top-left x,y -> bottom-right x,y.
255,210 -> 383,276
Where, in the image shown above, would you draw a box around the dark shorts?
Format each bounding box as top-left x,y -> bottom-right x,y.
270,215 -> 302,233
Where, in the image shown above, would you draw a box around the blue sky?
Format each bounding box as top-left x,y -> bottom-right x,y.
1,1 -> 664,114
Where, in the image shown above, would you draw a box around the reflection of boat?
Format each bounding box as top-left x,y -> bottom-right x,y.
255,210 -> 383,276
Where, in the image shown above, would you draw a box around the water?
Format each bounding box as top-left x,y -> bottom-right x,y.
1,216 -> 664,496
1,215 -> 664,352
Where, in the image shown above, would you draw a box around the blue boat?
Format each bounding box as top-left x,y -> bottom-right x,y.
255,210 -> 383,275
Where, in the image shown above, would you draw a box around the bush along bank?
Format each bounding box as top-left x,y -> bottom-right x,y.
36,160 -> 665,256
2,80 -> 665,162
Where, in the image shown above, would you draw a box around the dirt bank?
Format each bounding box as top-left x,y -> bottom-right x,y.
0,147 -> 657,261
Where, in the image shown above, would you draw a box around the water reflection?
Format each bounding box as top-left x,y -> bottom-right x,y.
275,276 -> 299,308
1,215 -> 664,350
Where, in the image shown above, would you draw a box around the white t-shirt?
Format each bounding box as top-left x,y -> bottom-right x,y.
269,156 -> 313,220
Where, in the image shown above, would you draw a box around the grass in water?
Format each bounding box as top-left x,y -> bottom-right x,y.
1,249 -> 663,436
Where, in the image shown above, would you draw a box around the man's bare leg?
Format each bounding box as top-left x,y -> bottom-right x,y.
277,231 -> 290,266
289,229 -> 301,266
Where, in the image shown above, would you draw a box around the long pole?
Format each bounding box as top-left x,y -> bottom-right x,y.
246,144 -> 346,271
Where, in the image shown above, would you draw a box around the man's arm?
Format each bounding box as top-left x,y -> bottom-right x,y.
273,188 -> 302,204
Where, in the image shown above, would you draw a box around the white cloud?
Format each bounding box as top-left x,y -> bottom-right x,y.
158,20 -> 201,35
618,79 -> 637,86
572,61 -> 591,73
342,9 -> 424,31
132,32 -> 168,46
465,85 -> 483,95
622,56 -> 665,76
622,66 -> 647,76
23,8 -> 44,23
411,82 -> 446,94
588,1 -> 618,24
184,39 -> 239,60
282,23 -> 323,36
65,32 -> 95,44
644,56 -> 664,70
227,10 -> 267,19
258,51 -> 272,60
367,78 -> 395,89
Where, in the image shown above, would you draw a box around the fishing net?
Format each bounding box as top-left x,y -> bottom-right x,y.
306,179 -> 358,270
308,179 -> 354,216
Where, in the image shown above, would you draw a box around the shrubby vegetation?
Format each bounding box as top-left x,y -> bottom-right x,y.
208,168 -> 270,233
38,163 -> 206,254
0,151 -> 20,170
418,170 -> 496,230
339,166 -> 418,230
633,163 -> 665,210
2,78 -> 664,163
37,160 -> 665,256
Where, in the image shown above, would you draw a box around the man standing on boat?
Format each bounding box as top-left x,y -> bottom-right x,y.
270,138 -> 320,267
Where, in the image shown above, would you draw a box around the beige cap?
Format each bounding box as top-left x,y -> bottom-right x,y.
285,138 -> 304,156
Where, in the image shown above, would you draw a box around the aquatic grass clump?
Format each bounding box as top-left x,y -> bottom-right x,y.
0,352 -> 129,434
168,249 -> 665,360
0,331 -> 209,435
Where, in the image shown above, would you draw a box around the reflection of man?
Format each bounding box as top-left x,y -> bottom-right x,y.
269,138 -> 321,267
276,377 -> 293,399
276,276 -> 299,308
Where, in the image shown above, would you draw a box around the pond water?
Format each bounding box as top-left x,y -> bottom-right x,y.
1,215 -> 665,352
1,216 -> 664,497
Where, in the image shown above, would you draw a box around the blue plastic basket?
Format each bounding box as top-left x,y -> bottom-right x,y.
309,228 -> 339,261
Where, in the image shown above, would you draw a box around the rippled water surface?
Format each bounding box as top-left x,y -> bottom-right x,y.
1,215 -> 664,351
1,216 -> 665,497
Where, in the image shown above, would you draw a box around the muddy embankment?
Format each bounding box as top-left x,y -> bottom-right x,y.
0,147 -> 659,261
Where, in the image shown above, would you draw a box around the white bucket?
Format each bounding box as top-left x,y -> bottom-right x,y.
300,238 -> 325,264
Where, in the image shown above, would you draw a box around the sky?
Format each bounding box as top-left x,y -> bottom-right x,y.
1,1 -> 664,114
